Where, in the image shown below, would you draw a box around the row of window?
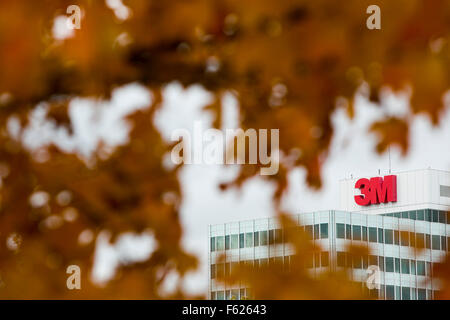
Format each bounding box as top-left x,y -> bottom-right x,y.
210,224 -> 328,252
336,252 -> 433,276
336,223 -> 449,250
210,286 -> 436,300
382,209 -> 449,224
211,255 -> 436,280
211,288 -> 251,300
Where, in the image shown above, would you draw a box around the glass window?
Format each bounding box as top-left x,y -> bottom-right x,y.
395,258 -> 400,273
217,236 -> 225,250
362,226 -> 368,241
211,264 -> 216,279
409,211 -> 416,220
432,210 -> 439,223
394,230 -> 399,245
378,256 -> 384,271
320,223 -> 328,239
369,255 -> 378,266
314,224 -> 320,240
225,235 -> 230,250
401,259 -> 410,274
385,229 -> 393,244
400,232 -> 409,246
275,229 -> 283,244
337,252 -> 346,267
269,229 -> 274,244
432,235 -> 440,250
321,252 -> 329,267
385,257 -> 394,272
315,253 -> 320,268
426,234 -> 431,249
442,236 -> 447,251
418,289 -> 426,300
417,261 -> 425,276
254,232 -> 259,247
416,233 -> 425,248
211,291 -> 216,300
411,260 -> 416,275
386,285 -> 395,300
425,209 -> 432,222
362,255 -> 368,269
439,211 -> 446,224
346,224 -> 351,239
226,290 -> 230,300
353,255 -> 362,269
394,212 -> 401,218
245,232 -> 253,247
211,237 -> 215,252
426,262 -> 431,276
217,291 -> 224,300
352,225 -> 361,241
378,228 -> 384,243
402,287 -> 410,300
240,289 -> 245,300
216,263 -> 224,278
230,234 -> 238,249
369,227 -> 377,242
396,286 -> 401,300
305,225 -> 313,240
239,233 -> 244,248
402,211 -> 408,219
336,223 -> 345,239
417,210 -> 424,221
259,231 -> 267,246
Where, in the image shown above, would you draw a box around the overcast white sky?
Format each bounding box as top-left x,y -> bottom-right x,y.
18,81 -> 450,296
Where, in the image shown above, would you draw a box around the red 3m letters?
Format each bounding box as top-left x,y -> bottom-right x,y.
354,175 -> 397,206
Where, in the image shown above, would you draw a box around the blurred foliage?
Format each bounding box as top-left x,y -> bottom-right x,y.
0,0 -> 450,298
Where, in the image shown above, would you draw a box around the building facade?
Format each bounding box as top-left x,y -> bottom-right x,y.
208,169 -> 450,300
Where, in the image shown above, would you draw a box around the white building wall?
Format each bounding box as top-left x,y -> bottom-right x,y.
339,169 -> 450,214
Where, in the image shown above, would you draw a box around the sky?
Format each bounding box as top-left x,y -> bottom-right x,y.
17,81 -> 450,297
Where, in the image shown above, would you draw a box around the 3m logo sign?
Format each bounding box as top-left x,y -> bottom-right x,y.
354,175 -> 397,206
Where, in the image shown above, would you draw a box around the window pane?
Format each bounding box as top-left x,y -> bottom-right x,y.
411,260 -> 416,275
211,264 -> 216,279
409,211 -> 416,220
211,237 -> 215,252
320,223 -> 328,239
417,210 -> 424,221
386,285 -> 395,300
395,258 -> 400,273
305,225 -> 313,240
369,255 -> 378,266
259,231 -> 267,246
400,232 -> 409,246
217,236 -> 225,250
314,224 -> 320,240
385,257 -> 394,272
425,209 -> 432,222
336,223 -> 345,239
362,226 -> 368,241
254,232 -> 259,247
378,228 -> 384,243
432,210 -> 439,223
401,259 -> 410,274
402,287 -> 410,300
225,235 -> 230,250
352,225 -> 361,241
432,235 -> 440,250
246,232 -> 253,247
394,230 -> 399,245
378,256 -> 384,272
418,289 -> 426,300
337,252 -> 346,267
402,211 -> 408,219
346,224 -> 351,239
441,236 -> 446,251
369,227 -> 377,242
321,251 -> 329,267
417,261 -> 425,276
217,291 -> 224,300
439,211 -> 446,224
385,229 -> 393,244
275,229 -> 282,244
239,233 -> 244,248
426,234 -> 431,249
353,255 -> 362,269
269,229 -> 274,244
231,234 -> 238,249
